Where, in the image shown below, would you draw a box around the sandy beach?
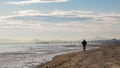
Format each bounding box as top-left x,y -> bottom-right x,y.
36,44 -> 120,68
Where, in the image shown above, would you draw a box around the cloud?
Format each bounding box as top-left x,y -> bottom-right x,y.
1,10 -> 120,23
0,9 -> 120,30
0,10 -> 95,22
0,19 -> 24,25
10,10 -> 120,19
12,10 -> 93,17
50,22 -> 112,31
0,18 -> 44,29
12,10 -> 120,24
0,20 -> 43,29
5,0 -> 68,5
13,10 -> 40,16
0,11 -> 119,40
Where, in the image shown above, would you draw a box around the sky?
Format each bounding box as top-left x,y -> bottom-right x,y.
0,0 -> 120,42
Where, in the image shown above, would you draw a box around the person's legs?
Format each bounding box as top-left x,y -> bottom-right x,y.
83,45 -> 86,51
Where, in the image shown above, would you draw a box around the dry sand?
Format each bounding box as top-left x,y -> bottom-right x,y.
36,44 -> 120,68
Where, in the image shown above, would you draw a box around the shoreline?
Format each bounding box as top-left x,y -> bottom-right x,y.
0,43 -> 97,68
36,44 -> 120,68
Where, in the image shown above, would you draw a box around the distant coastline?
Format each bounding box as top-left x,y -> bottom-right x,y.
35,39 -> 120,44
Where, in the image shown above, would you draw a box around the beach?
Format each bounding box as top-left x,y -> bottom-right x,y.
0,43 -> 97,68
36,44 -> 120,68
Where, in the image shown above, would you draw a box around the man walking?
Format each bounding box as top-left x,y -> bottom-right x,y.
81,39 -> 87,51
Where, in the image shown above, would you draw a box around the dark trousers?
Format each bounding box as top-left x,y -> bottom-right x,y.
83,45 -> 86,51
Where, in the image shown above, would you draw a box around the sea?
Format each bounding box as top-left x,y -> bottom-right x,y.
0,43 -> 98,68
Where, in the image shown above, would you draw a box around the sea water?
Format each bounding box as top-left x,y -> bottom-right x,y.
0,43 -> 97,68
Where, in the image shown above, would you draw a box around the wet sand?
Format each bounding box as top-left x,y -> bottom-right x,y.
36,44 -> 120,68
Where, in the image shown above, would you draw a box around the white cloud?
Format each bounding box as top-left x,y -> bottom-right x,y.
0,19 -> 44,29
14,10 -> 40,16
10,10 -> 94,17
12,9 -> 120,19
13,10 -> 120,25
52,22 -> 112,31
50,10 -> 94,17
5,0 -> 68,5
0,9 -> 120,29
0,10 -> 94,18
0,19 -> 24,25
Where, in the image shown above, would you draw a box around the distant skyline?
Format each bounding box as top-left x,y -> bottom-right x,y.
0,0 -> 120,42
